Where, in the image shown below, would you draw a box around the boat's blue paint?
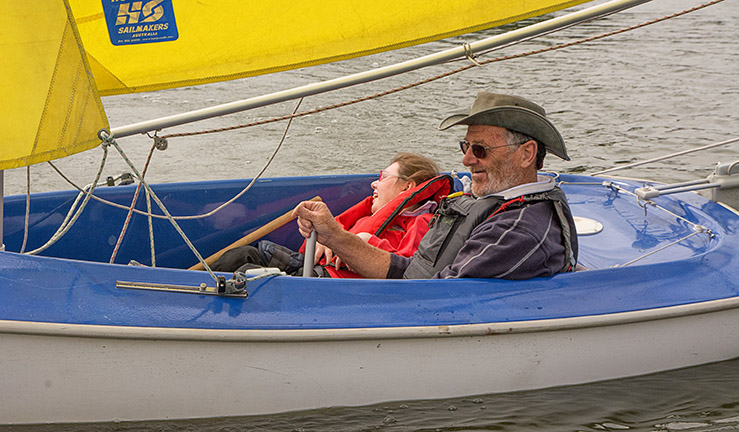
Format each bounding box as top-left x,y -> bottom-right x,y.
1,174 -> 737,330
2,175 -> 376,267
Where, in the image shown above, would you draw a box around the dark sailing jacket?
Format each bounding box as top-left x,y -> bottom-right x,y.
389,184 -> 578,280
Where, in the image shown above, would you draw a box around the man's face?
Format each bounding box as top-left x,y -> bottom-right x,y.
462,125 -> 525,197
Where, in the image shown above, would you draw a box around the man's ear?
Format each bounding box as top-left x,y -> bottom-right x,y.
518,140 -> 538,169
405,180 -> 417,191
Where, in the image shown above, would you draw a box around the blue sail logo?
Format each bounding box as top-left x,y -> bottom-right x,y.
115,1 -> 165,25
102,0 -> 178,46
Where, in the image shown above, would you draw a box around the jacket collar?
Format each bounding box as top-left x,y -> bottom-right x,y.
479,174 -> 556,200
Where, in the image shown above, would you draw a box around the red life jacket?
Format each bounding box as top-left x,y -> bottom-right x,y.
302,175 -> 454,278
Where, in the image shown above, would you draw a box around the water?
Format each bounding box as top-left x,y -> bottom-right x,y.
2,0 -> 737,195
1,0 -> 738,430
4,358 -> 739,431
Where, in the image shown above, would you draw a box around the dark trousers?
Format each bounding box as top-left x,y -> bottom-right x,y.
210,240 -> 330,277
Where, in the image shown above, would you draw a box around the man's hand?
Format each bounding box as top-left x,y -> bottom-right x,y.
292,200 -> 392,279
292,201 -> 342,245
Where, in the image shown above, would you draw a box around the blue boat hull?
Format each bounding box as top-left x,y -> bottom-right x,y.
1,173 -> 737,330
1,173 -> 738,424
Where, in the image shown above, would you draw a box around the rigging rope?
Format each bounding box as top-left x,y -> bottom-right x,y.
618,231 -> 707,267
99,98 -> 303,276
46,99 -> 305,223
103,135 -> 220,281
159,0 -> 725,140
560,179 -> 715,267
145,184 -> 156,267
109,139 -> 158,264
38,0 -> 727,225
591,136 -> 739,176
29,98 -> 303,275
23,0 -> 724,269
26,145 -> 109,255
19,167 -> 30,253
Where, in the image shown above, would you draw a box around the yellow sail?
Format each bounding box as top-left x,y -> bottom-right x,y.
70,0 -> 592,96
0,0 -> 109,171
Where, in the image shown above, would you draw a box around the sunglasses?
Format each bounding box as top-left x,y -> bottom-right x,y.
459,139 -> 526,159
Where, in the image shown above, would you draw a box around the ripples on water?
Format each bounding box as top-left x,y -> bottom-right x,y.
2,0 -> 738,430
3,0 -> 737,195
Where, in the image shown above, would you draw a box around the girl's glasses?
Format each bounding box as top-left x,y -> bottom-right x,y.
378,170 -> 405,182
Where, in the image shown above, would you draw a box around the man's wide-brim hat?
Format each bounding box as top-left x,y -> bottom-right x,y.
439,92 -> 569,161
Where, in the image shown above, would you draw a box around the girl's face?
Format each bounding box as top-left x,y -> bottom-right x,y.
371,162 -> 410,213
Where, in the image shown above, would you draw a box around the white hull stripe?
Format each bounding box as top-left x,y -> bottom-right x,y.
1,296 -> 739,342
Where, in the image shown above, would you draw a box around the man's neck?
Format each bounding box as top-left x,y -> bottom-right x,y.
480,175 -> 555,200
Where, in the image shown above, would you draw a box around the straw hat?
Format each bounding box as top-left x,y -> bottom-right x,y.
438,92 -> 569,161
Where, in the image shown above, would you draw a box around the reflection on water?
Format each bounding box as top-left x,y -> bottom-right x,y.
4,357 -> 739,431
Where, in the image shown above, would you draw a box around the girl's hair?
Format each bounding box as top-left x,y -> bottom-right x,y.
391,152 -> 440,186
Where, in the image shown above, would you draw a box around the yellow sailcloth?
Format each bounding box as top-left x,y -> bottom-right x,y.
70,0 -> 592,96
0,0 -> 109,171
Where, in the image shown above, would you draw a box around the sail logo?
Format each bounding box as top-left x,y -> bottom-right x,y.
102,0 -> 178,46
115,1 -> 165,25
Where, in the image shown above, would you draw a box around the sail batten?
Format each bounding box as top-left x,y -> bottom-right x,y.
70,0 -> 594,97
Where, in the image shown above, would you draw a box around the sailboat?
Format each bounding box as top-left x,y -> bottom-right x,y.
1,0 -> 738,426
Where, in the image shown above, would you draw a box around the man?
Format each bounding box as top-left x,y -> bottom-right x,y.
293,92 -> 578,279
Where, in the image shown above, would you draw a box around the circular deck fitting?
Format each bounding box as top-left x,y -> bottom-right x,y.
574,216 -> 604,235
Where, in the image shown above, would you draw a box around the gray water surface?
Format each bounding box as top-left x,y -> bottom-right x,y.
3,0 -> 737,196
1,0 -> 738,430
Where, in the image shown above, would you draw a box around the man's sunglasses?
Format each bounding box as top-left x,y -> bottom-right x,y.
459,139 -> 527,159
